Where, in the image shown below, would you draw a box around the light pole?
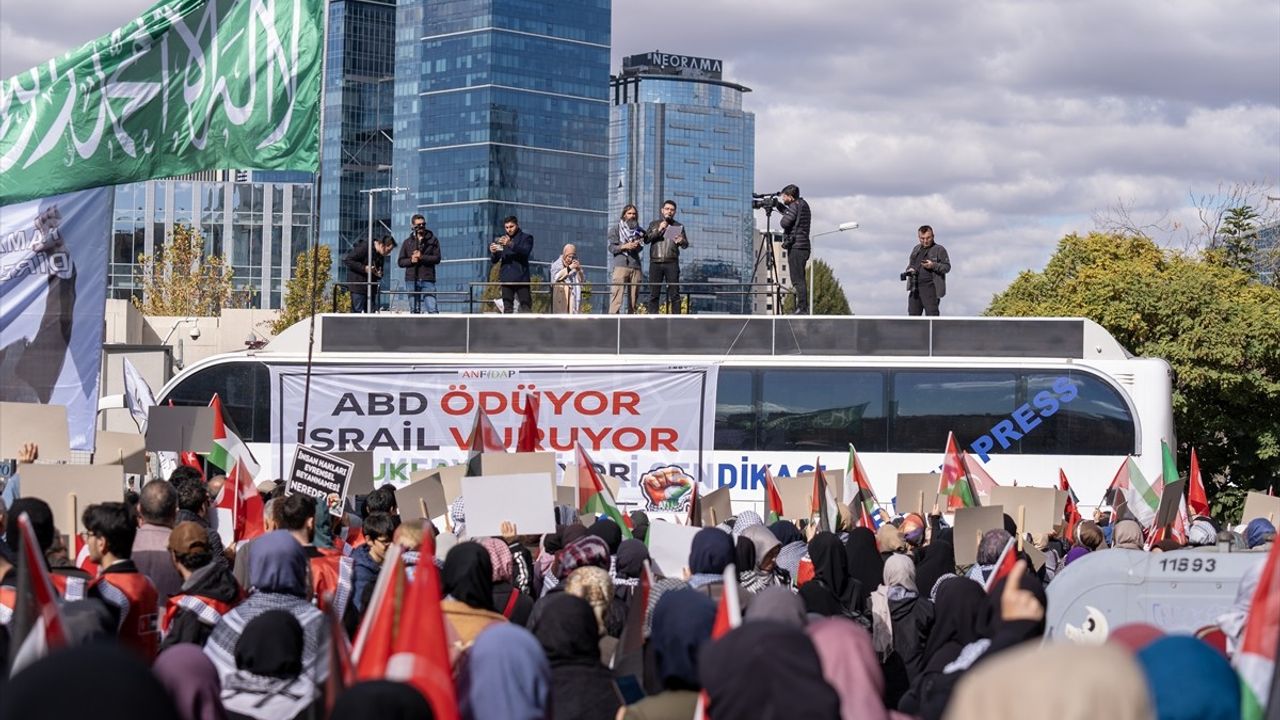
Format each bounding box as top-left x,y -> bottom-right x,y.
360,184 -> 407,313
806,221 -> 859,315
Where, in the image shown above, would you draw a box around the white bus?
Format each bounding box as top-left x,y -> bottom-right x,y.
158,314 -> 1174,514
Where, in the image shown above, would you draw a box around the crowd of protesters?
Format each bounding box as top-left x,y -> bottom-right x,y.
0,448 -> 1275,720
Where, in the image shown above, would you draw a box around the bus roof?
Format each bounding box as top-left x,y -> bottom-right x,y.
263,315 -> 1133,361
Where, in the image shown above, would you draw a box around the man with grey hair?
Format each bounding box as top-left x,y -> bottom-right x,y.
132,479 -> 182,601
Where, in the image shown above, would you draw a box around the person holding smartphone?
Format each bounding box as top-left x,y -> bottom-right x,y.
489,215 -> 534,313
550,243 -> 584,314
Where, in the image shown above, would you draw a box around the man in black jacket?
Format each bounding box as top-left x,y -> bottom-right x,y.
905,225 -> 951,316
489,215 -> 534,313
398,214 -> 442,314
777,184 -> 811,314
643,200 -> 689,314
343,235 -> 396,313
159,521 -> 241,651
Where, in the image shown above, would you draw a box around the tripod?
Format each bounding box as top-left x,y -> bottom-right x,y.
751,203 -> 785,314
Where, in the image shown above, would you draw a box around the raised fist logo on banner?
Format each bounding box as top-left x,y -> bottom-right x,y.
641,465 -> 695,512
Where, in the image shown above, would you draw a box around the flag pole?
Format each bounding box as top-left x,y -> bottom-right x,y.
299,0 -> 331,465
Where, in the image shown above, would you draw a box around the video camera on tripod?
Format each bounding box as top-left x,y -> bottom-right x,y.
751,190 -> 786,213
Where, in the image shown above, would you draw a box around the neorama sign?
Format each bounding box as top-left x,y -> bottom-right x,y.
271,364 -> 718,478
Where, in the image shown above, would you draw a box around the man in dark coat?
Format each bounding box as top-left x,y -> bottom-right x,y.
398,213 -> 442,314
905,225 -> 951,316
489,215 -> 534,313
777,184 -> 811,314
343,235 -> 396,313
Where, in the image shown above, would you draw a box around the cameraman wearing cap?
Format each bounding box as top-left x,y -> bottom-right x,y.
777,184 -> 811,314
398,214 -> 442,314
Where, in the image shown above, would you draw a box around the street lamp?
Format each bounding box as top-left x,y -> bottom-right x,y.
806,221 -> 859,315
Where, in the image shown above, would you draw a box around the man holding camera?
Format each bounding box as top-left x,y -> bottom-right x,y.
904,225 -> 950,316
343,234 -> 396,313
398,214 -> 442,314
550,243 -> 584,314
490,215 -> 534,313
777,184 -> 811,314
644,200 -> 689,314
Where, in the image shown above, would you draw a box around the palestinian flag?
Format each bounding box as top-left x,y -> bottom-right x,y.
576,444 -> 633,538
210,395 -> 265,541
466,406 -> 506,476
984,536 -> 1018,593
710,564 -> 742,640
1236,537 -> 1280,720
961,451 -> 999,497
764,465 -> 784,524
1187,448 -> 1210,518
811,461 -> 840,533
1111,456 -> 1159,529
7,513 -> 68,674
516,393 -> 540,453
846,445 -> 879,530
1059,469 -> 1082,542
938,432 -> 977,510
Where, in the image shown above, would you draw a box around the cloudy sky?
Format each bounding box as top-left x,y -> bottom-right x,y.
3,0 -> 1277,314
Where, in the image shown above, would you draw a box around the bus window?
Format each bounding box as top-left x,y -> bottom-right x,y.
891,370 -> 1016,453
1021,372 -> 1136,455
162,361 -> 271,443
715,370 -> 756,450
759,370 -> 886,452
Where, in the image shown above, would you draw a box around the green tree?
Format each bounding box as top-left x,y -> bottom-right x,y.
133,224 -> 233,316
272,244 -> 350,334
1210,205 -> 1261,275
782,259 -> 853,315
986,232 -> 1280,515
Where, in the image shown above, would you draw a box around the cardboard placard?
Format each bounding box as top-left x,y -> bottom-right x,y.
700,486 -> 732,527
988,486 -> 1058,535
1154,479 -> 1186,529
286,446 -> 354,517
92,431 -> 147,475
18,464 -> 125,545
1240,491 -> 1280,526
482,451 -> 557,489
144,406 -> 215,453
953,505 -> 1006,566
774,473 -> 814,521
646,520 -> 702,578
401,471 -> 449,520
1053,490 -> 1069,526
0,402 -> 71,462
461,473 -> 556,537
1024,541 -> 1046,571
333,451 -> 375,498
896,473 -> 945,516
438,465 -> 467,505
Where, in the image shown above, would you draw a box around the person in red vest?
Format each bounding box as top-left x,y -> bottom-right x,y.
159,521 -> 242,651
0,496 -> 94,620
83,501 -> 160,659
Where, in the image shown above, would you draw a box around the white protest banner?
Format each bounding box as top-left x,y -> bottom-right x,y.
286,446 -> 354,516
647,521 -> 702,578
461,473 -> 556,538
0,189 -> 110,451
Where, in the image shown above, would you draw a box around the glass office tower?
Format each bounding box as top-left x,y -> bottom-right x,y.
392,0 -> 611,311
609,52 -> 756,314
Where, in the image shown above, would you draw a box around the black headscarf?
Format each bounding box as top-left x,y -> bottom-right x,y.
921,577 -> 986,672
629,511 -> 650,543
700,620 -> 841,720
443,541 -> 496,612
984,568 -> 1048,641
651,589 -> 716,691
586,518 -> 623,555
0,643 -> 182,720
543,528 -> 566,555
615,539 -> 649,580
561,524 -> 589,546
236,610 -> 305,679
331,681 -> 435,720
914,539 -> 956,599
769,520 -> 804,546
844,527 -> 883,604
735,535 -> 757,572
800,532 -> 860,617
689,528 -> 734,575
531,593 -> 602,668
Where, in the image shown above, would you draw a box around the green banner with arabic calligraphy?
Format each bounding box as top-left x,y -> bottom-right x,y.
0,0 -> 322,205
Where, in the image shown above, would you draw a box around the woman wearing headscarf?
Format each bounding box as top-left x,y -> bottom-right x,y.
586,518 -> 624,557
898,576 -> 985,715
1110,519 -> 1144,550
700,621 -> 841,720
1136,635 -> 1241,720
946,642 -> 1151,720
606,539 -> 649,636
153,644 -> 229,720
964,528 -> 1012,584
731,510 -> 764,541
331,681 -> 434,720
873,554 -> 934,707
442,541 -> 507,655
1,643 -> 183,720
622,589 -> 716,720
686,528 -> 735,597
744,585 -> 807,628
770,520 -> 807,583
220,611 -> 322,720
799,532 -> 864,619
640,576 -> 689,694
876,524 -> 908,557
458,624 -> 552,720
808,617 -> 910,720
913,538 -> 955,600
628,510 -> 650,543
530,593 -> 621,720
204,531 -> 329,686
479,537 -> 534,625
846,527 -> 884,607
564,566 -> 616,661
736,524 -> 783,594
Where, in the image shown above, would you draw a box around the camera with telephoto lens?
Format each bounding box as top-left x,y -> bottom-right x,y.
900,268 -> 918,292
751,191 -> 784,211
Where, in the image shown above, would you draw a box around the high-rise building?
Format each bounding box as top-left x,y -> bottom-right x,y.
392,0 -> 612,312
751,230 -> 792,315
109,173 -> 315,309
609,52 -> 756,314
